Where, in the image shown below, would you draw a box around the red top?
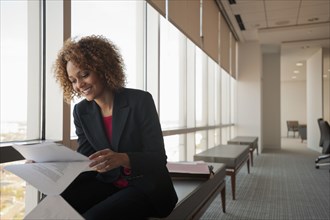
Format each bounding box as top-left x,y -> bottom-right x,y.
103,116 -> 131,188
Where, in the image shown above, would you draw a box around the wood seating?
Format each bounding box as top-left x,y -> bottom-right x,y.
194,145 -> 250,200
227,136 -> 259,166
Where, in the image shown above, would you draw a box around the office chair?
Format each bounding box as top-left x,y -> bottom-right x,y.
315,119 -> 330,169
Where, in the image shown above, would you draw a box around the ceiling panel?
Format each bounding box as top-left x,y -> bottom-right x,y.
298,14 -> 330,24
266,9 -> 299,20
231,0 -> 264,14
301,0 -> 330,7
218,0 -> 330,82
265,0 -> 301,11
299,5 -> 330,16
240,12 -> 266,22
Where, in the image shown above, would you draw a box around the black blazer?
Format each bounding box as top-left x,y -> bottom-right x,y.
73,88 -> 178,217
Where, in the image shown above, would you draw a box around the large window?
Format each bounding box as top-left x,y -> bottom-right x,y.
1,1 -> 41,218
159,17 -> 186,130
0,1 -> 238,219
0,0 -> 41,143
70,1 -> 144,137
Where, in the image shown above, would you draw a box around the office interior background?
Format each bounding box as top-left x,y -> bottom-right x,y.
0,0 -> 329,219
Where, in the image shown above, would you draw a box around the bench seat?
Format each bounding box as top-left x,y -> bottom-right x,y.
227,136 -> 259,166
194,145 -> 250,200
163,163 -> 226,220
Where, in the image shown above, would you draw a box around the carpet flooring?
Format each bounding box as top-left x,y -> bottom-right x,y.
200,138 -> 330,220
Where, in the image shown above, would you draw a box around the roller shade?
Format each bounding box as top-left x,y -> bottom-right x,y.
147,0 -> 166,17
202,0 -> 219,63
231,34 -> 237,78
220,13 -> 230,73
168,0 -> 201,47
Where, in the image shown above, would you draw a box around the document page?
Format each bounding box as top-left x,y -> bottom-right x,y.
4,142 -> 91,219
5,161 -> 90,196
24,196 -> 84,220
12,142 -> 89,162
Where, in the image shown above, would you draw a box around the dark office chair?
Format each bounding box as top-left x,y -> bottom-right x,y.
286,120 -> 299,137
315,119 -> 330,169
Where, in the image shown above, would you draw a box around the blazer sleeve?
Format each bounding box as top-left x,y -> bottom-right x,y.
127,92 -> 169,177
73,104 -> 97,156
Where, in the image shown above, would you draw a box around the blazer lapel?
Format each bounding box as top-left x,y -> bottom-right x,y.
112,90 -> 130,151
81,102 -> 110,151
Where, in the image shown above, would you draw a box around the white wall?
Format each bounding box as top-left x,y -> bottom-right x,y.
237,41 -> 262,151
323,48 -> 330,122
281,81 -> 307,137
307,49 -> 323,152
262,50 -> 281,149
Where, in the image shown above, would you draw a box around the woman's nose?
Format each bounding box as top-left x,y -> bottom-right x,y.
76,79 -> 85,89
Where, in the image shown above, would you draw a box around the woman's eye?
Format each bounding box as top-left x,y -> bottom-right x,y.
81,71 -> 89,78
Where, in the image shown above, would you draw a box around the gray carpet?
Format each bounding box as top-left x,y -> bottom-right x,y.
201,140 -> 330,220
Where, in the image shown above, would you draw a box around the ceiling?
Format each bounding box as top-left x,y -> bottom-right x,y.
217,0 -> 330,82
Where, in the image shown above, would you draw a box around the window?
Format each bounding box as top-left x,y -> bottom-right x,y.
70,1 -> 144,137
195,47 -> 208,127
159,17 -> 186,129
0,0 -> 41,143
221,68 -> 230,125
0,2 -> 42,218
0,161 -> 26,219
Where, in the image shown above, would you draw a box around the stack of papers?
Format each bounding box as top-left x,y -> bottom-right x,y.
4,142 -> 89,220
166,161 -> 211,180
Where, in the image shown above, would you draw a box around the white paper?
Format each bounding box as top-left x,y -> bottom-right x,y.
5,161 -> 90,196
24,196 -> 84,220
167,161 -> 210,174
4,142 -> 91,219
13,142 -> 88,162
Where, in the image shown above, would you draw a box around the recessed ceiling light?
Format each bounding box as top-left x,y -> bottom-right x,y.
308,17 -> 319,22
294,70 -> 300,74
296,62 -> 303,66
275,20 -> 290,25
328,69 -> 330,72
323,74 -> 328,78
292,76 -> 297,79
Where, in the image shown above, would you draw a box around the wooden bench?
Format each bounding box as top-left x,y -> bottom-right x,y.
194,145 -> 250,200
227,136 -> 259,166
162,163 -> 226,220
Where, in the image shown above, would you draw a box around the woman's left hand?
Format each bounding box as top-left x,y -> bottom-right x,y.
88,149 -> 131,173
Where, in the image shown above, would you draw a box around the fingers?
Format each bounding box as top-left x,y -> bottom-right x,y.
89,149 -> 115,173
89,148 -> 112,160
88,149 -> 130,173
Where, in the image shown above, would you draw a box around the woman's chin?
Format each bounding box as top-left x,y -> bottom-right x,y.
84,95 -> 94,101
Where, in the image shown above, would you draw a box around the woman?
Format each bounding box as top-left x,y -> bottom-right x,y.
53,35 -> 178,219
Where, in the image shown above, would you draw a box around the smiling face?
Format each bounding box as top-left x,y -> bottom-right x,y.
67,61 -> 106,101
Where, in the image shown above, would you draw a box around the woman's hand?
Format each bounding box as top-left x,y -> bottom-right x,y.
89,149 -> 131,173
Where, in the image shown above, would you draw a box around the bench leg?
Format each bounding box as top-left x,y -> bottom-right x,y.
256,144 -> 259,155
221,185 -> 226,213
247,157 -> 250,174
250,149 -> 254,166
230,174 -> 236,200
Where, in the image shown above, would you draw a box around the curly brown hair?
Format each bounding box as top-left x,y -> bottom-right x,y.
53,35 -> 126,103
